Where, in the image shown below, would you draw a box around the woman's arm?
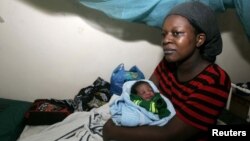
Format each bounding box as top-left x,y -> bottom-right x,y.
103,115 -> 200,141
102,74 -> 200,141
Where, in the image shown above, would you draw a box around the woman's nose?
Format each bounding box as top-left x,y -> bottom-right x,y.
162,33 -> 173,44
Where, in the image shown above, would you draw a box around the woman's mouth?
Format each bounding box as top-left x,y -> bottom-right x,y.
164,48 -> 176,55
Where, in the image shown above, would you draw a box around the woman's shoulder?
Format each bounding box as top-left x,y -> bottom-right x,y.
206,63 -> 230,78
201,63 -> 231,87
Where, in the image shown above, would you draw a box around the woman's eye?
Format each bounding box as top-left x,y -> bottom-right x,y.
161,31 -> 184,38
173,31 -> 183,37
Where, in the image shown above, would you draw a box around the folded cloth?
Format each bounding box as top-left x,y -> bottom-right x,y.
109,79 -> 175,127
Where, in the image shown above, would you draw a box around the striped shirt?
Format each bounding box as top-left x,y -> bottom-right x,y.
153,59 -> 231,131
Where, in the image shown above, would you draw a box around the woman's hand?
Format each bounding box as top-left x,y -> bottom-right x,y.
103,119 -> 116,141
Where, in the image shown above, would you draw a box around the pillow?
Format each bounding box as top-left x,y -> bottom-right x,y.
24,99 -> 73,125
0,98 -> 32,141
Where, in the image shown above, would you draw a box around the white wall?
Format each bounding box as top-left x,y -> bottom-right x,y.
216,10 -> 250,84
0,0 -> 250,102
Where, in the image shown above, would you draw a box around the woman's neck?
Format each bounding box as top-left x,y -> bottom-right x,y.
176,56 -> 211,82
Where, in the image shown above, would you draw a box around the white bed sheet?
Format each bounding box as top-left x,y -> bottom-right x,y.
18,125 -> 49,140
17,95 -> 119,141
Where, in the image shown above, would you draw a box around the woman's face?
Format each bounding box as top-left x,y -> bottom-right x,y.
161,15 -> 199,63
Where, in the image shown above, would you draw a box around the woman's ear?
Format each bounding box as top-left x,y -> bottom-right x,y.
196,33 -> 206,47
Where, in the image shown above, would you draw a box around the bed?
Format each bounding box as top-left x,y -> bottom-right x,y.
217,83 -> 250,125
17,83 -> 249,141
15,77 -> 112,141
1,82 -> 249,141
17,95 -> 117,141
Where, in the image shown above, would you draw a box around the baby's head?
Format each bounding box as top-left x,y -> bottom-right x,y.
131,81 -> 155,101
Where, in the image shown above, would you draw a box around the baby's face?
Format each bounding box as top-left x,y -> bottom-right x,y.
136,84 -> 155,101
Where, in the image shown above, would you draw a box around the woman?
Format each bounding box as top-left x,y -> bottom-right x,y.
103,1 -> 231,141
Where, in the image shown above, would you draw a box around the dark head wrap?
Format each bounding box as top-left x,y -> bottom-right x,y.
165,1 -> 222,62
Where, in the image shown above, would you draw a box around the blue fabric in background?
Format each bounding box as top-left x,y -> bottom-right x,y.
79,0 -> 250,40
110,63 -> 145,95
